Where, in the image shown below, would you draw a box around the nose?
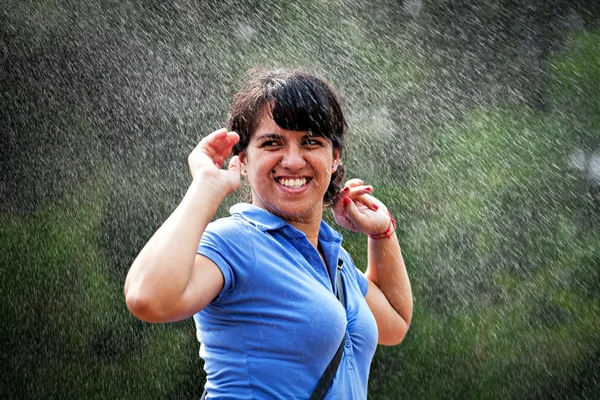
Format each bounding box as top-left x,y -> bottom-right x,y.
280,144 -> 306,171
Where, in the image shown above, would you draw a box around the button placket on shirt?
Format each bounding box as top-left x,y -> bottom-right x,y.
343,309 -> 356,370
297,237 -> 333,291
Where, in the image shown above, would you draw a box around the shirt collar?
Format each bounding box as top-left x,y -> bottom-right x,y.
230,203 -> 289,232
229,203 -> 342,243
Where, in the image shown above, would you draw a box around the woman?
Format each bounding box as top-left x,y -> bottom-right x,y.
124,68 -> 412,399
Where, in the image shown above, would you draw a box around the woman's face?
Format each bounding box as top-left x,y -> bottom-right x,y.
239,109 -> 340,224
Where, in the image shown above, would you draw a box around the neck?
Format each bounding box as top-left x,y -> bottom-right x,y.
286,215 -> 322,248
250,200 -> 325,248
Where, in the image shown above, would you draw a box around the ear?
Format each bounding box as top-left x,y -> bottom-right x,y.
331,149 -> 341,173
238,151 -> 248,177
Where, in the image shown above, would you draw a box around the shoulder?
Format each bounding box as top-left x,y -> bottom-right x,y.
205,214 -> 251,236
198,216 -> 259,303
199,215 -> 259,261
201,214 -> 260,246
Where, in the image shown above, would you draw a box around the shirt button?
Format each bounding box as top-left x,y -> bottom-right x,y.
345,340 -> 351,348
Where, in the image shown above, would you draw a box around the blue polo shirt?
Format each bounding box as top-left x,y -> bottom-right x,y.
194,203 -> 378,399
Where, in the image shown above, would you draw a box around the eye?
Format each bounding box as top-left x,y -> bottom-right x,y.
260,139 -> 282,148
303,138 -> 324,147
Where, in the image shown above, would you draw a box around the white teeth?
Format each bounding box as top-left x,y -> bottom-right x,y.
279,178 -> 307,189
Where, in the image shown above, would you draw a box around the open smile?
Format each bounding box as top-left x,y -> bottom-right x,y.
274,177 -> 312,189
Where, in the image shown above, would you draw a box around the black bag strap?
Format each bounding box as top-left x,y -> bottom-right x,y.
308,258 -> 347,400
201,259 -> 348,400
335,258 -> 346,308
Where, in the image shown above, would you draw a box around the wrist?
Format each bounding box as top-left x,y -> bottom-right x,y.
189,173 -> 230,201
366,211 -> 396,240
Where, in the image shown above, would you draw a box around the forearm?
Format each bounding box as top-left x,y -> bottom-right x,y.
124,177 -> 225,310
365,234 -> 413,326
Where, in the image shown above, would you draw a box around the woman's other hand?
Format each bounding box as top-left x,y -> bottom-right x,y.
332,179 -> 391,236
334,179 -> 412,345
188,128 -> 241,195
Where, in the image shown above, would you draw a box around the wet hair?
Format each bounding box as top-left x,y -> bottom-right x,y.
227,67 -> 348,207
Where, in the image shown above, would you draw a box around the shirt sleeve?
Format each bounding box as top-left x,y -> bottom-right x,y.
197,218 -> 256,303
353,266 -> 369,297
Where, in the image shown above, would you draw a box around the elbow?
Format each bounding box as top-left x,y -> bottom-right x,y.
124,271 -> 170,323
125,290 -> 164,324
378,318 -> 411,346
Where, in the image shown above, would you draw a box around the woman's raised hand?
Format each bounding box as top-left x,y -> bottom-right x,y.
188,128 -> 241,195
332,179 -> 391,236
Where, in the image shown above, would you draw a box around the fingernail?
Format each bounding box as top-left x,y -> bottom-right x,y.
373,204 -> 379,210
365,187 -> 372,192
343,197 -> 351,206
342,187 -> 350,192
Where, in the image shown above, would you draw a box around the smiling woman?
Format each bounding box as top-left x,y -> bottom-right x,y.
229,68 -> 348,208
239,115 -> 339,225
124,67 -> 413,400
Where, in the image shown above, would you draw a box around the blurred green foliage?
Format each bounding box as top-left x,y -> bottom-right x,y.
2,1 -> 600,399
354,31 -> 600,399
0,181 -> 203,399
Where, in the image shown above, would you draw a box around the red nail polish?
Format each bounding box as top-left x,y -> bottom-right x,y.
342,187 -> 350,192
365,187 -> 372,192
373,204 -> 379,210
343,197 -> 351,206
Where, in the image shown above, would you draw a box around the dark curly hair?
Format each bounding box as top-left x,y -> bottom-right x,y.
227,67 -> 348,207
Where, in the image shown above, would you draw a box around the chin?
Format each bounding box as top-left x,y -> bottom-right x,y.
279,204 -> 323,222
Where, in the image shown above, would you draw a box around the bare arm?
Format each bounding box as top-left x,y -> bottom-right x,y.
364,232 -> 412,345
332,180 -> 413,345
124,128 -> 241,323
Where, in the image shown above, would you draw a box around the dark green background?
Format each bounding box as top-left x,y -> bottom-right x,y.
2,1 -> 599,398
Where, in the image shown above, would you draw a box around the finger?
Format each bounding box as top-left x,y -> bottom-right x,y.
337,185 -> 351,199
342,197 -> 370,228
198,130 -> 240,167
344,178 -> 364,188
331,197 -> 344,220
193,129 -> 226,162
332,192 -> 351,221
345,185 -> 373,199
353,193 -> 381,212
206,131 -> 240,157
228,155 -> 241,174
197,129 -> 237,153
215,132 -> 240,166
225,155 -> 242,192
196,128 -> 227,150
219,131 -> 241,152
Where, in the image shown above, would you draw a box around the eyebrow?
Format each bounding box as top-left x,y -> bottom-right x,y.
255,133 -> 282,141
255,132 -> 326,142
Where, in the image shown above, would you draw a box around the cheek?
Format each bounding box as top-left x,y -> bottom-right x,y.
314,153 -> 334,172
249,161 -> 273,181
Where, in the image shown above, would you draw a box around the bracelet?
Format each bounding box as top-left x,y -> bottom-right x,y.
366,211 -> 396,240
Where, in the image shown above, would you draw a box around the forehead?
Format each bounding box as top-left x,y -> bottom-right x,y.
251,106 -> 325,140
253,108 -> 281,134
